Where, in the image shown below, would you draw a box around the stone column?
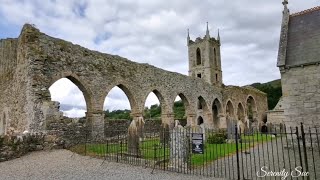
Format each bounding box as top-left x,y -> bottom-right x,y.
218,113 -> 227,130
161,113 -> 174,129
205,112 -> 213,129
86,110 -> 105,139
187,113 -> 196,126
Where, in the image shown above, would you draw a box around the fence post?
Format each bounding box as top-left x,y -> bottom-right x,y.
296,126 -> 304,172
235,125 -> 240,180
301,123 -> 310,180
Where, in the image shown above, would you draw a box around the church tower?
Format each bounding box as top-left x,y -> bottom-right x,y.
188,23 -> 223,87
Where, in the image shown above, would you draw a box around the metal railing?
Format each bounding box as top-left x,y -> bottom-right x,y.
69,123 -> 320,180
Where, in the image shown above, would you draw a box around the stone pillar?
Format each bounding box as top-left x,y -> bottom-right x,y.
218,113 -> 227,130
161,113 -> 174,129
187,113 -> 196,126
86,111 -> 105,139
205,112 -> 213,129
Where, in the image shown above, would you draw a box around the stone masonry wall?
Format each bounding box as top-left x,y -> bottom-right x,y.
0,36 -> 31,134
0,24 -> 268,136
281,64 -> 320,127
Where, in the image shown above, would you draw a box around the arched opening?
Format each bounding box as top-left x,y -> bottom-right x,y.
144,90 -> 163,121
237,103 -> 246,132
226,101 -> 235,124
212,99 -> 221,128
246,96 -> 257,132
172,93 -> 189,126
213,48 -> 217,68
144,90 -> 167,143
226,101 -> 236,138
197,96 -> 209,127
197,116 -> 204,125
237,103 -> 245,122
196,48 -> 201,65
103,85 -> 134,121
49,77 -> 88,118
198,96 -> 208,110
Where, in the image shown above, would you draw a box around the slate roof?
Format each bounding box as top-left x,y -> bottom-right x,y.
285,6 -> 320,66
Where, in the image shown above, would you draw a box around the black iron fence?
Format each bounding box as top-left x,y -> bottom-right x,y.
69,123 -> 320,180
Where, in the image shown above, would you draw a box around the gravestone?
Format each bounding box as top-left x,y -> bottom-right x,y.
227,120 -> 237,140
127,119 -> 140,156
169,122 -> 188,170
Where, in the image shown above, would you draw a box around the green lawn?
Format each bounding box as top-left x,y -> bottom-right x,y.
70,133 -> 275,166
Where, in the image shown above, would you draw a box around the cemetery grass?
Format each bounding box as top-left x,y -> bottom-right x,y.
70,134 -> 274,166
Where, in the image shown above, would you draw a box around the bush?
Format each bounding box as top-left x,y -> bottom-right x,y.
207,130 -> 227,144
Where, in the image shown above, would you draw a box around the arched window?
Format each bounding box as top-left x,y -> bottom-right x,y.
196,48 -> 201,65
214,48 -> 217,67
197,116 -> 204,125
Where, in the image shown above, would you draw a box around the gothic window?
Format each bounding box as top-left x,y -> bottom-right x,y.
196,48 -> 201,65
214,48 -> 217,68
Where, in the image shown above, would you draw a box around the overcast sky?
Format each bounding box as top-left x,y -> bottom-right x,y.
0,0 -> 319,117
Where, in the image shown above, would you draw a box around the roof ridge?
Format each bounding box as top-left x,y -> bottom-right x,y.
290,6 -> 320,17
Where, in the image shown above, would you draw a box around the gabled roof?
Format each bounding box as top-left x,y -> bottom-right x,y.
285,6 -> 320,67
290,6 -> 320,17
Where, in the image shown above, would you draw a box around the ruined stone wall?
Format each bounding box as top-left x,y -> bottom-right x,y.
0,35 -> 31,134
281,64 -> 320,127
0,24 -> 268,136
222,86 -> 268,129
17,24 -> 223,135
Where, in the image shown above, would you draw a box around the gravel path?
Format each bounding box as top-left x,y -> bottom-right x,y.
0,149 -> 225,180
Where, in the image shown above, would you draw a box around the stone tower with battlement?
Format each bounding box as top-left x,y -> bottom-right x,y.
188,23 -> 223,87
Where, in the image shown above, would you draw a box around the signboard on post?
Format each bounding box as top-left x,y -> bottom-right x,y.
192,133 -> 204,154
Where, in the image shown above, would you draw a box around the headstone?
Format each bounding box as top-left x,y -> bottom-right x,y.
160,123 -> 170,145
227,120 -> 236,140
169,124 -> 188,170
127,120 -> 140,156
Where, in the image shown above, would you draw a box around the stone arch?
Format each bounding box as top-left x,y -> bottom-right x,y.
49,72 -> 94,113
246,95 -> 257,122
196,48 -> 201,65
237,102 -> 246,132
212,98 -> 222,128
197,116 -> 204,125
143,89 -> 170,124
237,103 -> 245,122
197,96 -> 209,112
103,84 -> 138,114
226,100 -> 236,126
171,93 -> 190,119
197,96 -> 210,126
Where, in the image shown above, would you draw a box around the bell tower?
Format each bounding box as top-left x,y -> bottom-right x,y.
188,23 -> 223,87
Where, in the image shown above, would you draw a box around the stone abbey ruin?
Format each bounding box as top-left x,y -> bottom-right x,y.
0,23 -> 267,137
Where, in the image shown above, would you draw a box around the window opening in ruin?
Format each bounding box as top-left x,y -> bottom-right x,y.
196,48 -> 201,65
103,85 -> 132,120
49,78 -> 87,118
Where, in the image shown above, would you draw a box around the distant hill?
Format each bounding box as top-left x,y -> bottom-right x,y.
249,79 -> 282,110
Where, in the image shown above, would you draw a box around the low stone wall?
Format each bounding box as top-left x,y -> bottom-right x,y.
46,117 -> 87,148
105,119 -> 187,135
0,133 -> 45,162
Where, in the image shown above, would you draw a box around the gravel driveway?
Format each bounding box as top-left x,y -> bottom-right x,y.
0,149 -> 225,180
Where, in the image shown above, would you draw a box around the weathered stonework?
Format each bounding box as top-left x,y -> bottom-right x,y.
277,4 -> 320,128
0,24 -> 267,136
267,97 -> 285,126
